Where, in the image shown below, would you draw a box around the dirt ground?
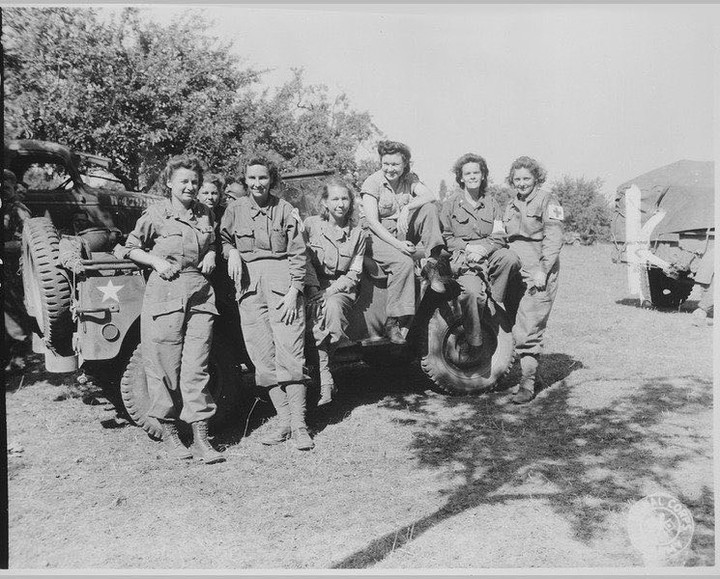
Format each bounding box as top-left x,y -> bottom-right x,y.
4,244 -> 715,570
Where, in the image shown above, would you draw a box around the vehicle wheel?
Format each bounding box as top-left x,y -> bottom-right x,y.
421,299 -> 515,395
120,336 -> 246,439
647,267 -> 693,309
20,217 -> 73,355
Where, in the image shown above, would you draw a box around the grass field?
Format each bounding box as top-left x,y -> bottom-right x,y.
5,244 -> 715,569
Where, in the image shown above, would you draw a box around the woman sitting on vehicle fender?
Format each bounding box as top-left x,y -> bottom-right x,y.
304,178 -> 366,406
503,156 -> 564,404
360,140 -> 449,345
119,155 -> 224,464
439,153 -> 521,361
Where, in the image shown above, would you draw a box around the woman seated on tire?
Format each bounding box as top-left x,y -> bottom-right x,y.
119,155 -> 224,464
502,156 -> 564,404
360,140 -> 449,345
439,153 -> 521,361
220,157 -> 314,451
304,178 -> 366,406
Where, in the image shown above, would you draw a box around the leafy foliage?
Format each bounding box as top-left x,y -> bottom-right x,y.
550,176 -> 612,244
3,7 -> 378,192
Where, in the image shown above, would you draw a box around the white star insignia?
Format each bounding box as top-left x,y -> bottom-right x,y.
97,280 -> 124,302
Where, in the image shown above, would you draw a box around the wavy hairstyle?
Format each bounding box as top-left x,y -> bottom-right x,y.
506,156 -> 547,187
319,177 -> 357,225
452,153 -> 489,192
377,140 -> 412,178
160,155 -> 204,198
203,172 -> 226,193
244,157 -> 280,190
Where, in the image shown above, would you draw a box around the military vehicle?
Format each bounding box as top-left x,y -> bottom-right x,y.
7,139 -> 514,439
612,160 -> 715,308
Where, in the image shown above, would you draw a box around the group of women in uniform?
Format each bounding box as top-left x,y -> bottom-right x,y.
119,141 -> 564,463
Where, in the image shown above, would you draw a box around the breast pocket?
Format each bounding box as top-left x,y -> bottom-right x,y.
451,213 -> 474,238
271,225 -> 288,252
474,216 -> 494,237
336,246 -> 354,274
155,228 -> 184,258
196,226 -> 215,254
235,232 -> 255,253
523,211 -> 544,237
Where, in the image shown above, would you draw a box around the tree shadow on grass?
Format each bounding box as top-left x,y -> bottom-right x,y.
331,365 -> 714,569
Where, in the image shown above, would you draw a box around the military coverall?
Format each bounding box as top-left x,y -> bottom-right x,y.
503,188 -> 564,358
439,190 -> 522,347
220,194 -> 307,387
304,215 -> 366,386
360,170 -> 445,317
121,199 -> 218,424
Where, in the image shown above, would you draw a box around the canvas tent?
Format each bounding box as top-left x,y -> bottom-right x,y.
613,160 -> 715,242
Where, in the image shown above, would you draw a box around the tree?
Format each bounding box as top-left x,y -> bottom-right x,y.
3,8 -> 378,192
487,182 -> 513,211
550,176 -> 612,244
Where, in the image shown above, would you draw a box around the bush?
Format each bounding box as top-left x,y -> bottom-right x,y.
550,176 -> 612,244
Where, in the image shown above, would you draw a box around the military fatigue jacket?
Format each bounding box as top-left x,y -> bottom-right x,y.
120,199 -> 215,269
503,188 -> 564,276
439,190 -> 507,255
360,170 -> 421,220
220,194 -> 306,293
303,215 -> 366,290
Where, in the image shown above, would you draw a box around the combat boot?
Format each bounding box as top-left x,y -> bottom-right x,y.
512,355 -> 538,404
190,420 -> 225,464
286,382 -> 315,451
161,420 -> 192,460
261,385 -> 292,445
511,376 -> 536,404
317,346 -> 337,406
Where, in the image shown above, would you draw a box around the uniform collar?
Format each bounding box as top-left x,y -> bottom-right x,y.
161,199 -> 204,221
248,193 -> 278,216
462,189 -> 486,209
322,218 -> 351,241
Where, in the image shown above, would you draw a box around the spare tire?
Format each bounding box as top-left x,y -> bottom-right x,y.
20,217 -> 73,355
421,298 -> 515,395
120,332 -> 248,439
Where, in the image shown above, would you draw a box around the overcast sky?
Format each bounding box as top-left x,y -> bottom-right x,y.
146,3 -> 716,197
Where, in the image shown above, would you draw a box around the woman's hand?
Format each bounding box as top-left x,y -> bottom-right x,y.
200,251 -> 216,275
154,257 -> 180,280
331,276 -> 355,294
397,240 -> 416,257
227,249 -> 243,283
532,270 -> 547,291
277,287 -> 301,325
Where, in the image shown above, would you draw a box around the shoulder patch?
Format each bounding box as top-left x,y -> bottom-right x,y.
547,204 -> 564,221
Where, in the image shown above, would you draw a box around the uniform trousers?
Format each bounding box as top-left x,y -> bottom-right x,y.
142,270 -> 218,423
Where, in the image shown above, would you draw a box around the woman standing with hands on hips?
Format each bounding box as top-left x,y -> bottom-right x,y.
360,140 -> 448,344
119,155 -> 224,464
503,156 -> 564,404
220,158 -> 314,450
304,178 -> 366,406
